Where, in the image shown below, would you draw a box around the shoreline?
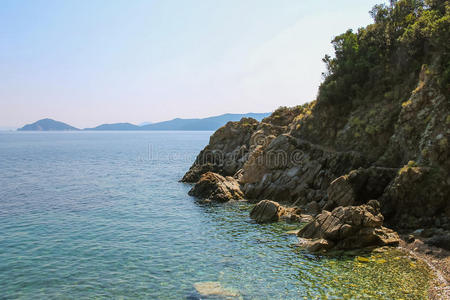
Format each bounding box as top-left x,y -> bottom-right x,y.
203,198 -> 449,298
249,201 -> 450,299
398,238 -> 450,299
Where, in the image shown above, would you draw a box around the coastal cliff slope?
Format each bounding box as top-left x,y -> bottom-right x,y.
183,0 -> 450,231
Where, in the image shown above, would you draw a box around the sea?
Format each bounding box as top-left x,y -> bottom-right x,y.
0,131 -> 432,299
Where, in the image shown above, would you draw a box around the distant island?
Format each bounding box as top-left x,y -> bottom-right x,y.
17,113 -> 271,131
17,118 -> 80,131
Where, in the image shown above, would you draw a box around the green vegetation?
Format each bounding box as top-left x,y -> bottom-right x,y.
265,103 -> 316,127
399,160 -> 418,174
318,0 -> 450,106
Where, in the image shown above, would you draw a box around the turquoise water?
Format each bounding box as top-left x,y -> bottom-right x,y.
0,132 -> 431,299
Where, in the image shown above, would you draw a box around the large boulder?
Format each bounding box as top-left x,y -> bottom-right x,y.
250,200 -> 286,223
188,172 -> 244,202
298,200 -> 400,252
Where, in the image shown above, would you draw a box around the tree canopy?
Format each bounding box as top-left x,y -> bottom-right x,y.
318,0 -> 449,105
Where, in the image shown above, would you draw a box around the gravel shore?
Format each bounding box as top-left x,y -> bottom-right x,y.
399,236 -> 450,299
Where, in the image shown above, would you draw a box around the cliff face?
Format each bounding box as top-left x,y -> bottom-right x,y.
183,66 -> 449,230
182,0 -> 450,231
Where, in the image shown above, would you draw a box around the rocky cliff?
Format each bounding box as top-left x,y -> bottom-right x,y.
182,1 -> 449,235
183,66 -> 449,231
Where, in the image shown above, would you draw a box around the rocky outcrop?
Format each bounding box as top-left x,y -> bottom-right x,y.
324,167 -> 398,211
182,18 -> 449,233
183,71 -> 449,231
182,118 -> 259,182
241,135 -> 368,206
298,201 -> 400,252
182,163 -> 222,183
326,176 -> 355,208
249,200 -> 286,223
188,172 -> 244,202
380,164 -> 450,230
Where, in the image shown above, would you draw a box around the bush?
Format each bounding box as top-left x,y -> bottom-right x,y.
318,0 -> 449,105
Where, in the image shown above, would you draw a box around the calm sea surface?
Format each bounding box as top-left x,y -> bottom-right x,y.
0,131 -> 432,299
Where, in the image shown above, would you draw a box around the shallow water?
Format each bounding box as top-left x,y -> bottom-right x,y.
0,131 -> 432,299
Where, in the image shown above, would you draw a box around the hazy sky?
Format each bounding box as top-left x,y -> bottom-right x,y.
1,0 -> 384,128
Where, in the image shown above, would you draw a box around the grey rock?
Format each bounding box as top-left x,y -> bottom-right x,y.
250,200 -> 286,223
298,203 -> 399,252
188,172 -> 244,202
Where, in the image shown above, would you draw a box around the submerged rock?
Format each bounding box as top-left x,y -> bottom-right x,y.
303,238 -> 335,252
193,281 -> 240,298
188,172 -> 244,202
298,201 -> 400,252
250,200 -> 286,223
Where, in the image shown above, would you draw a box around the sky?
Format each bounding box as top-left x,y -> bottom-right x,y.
0,0 -> 385,128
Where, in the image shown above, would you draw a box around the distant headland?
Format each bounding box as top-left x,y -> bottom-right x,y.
16,113 -> 271,131
18,118 -> 80,131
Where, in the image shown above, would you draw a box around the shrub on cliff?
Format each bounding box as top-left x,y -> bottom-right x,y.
318,0 -> 450,106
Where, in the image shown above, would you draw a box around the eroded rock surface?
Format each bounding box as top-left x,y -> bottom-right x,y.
298,201 -> 400,252
249,200 -> 286,223
182,50 -> 449,233
182,118 -> 259,183
188,172 -> 244,202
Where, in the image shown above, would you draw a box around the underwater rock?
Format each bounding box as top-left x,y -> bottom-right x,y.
193,281 -> 240,298
303,238 -> 335,252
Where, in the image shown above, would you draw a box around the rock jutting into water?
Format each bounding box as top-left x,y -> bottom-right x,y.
297,200 -> 400,252
249,200 -> 308,224
249,200 -> 286,223
183,65 -> 449,233
182,0 -> 449,256
188,172 -> 244,202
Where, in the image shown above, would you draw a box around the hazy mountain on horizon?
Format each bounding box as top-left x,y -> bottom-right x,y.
17,118 -> 80,131
84,123 -> 140,131
16,113 -> 271,131
138,122 -> 152,126
139,113 -> 270,131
